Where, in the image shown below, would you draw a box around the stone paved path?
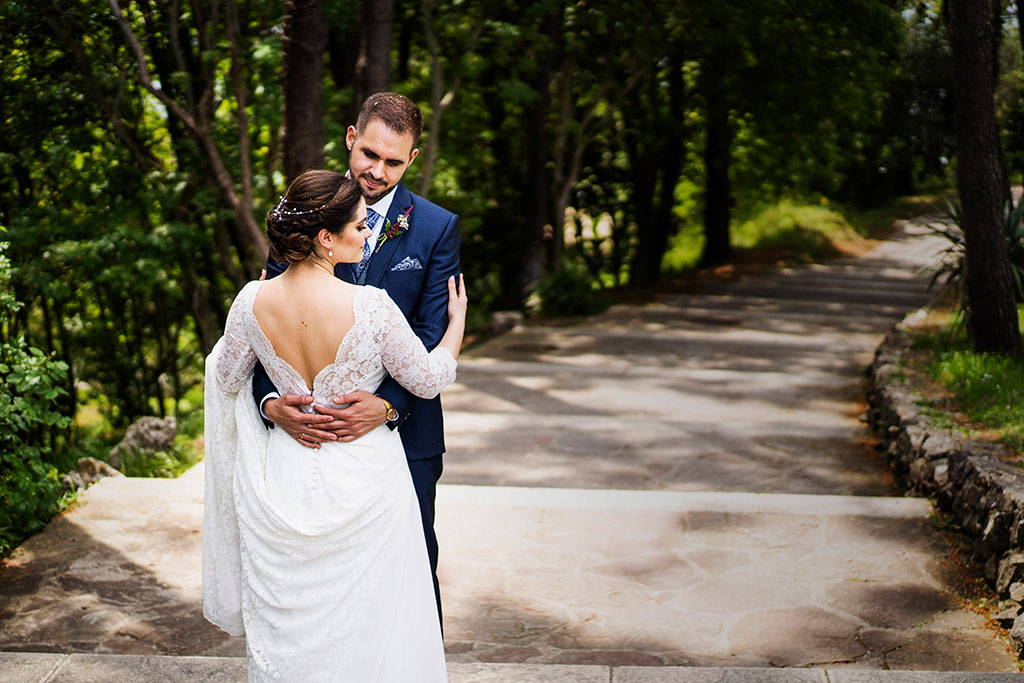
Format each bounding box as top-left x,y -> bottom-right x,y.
0,218 -> 1019,680
433,220 -> 1017,671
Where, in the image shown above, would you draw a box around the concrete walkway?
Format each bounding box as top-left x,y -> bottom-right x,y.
1,218 -> 1019,680
1,653 -> 1021,682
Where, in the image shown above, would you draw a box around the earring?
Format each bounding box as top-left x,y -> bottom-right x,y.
328,249 -> 333,257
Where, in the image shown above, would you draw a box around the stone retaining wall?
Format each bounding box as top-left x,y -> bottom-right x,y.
866,321 -> 1024,653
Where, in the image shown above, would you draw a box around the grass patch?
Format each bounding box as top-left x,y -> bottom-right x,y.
731,198 -> 871,259
914,308 -> 1024,452
662,194 -> 944,276
118,444 -> 200,478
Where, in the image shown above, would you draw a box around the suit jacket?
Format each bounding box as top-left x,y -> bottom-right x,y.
252,181 -> 461,460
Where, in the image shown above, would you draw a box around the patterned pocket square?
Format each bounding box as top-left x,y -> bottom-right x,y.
391,256 -> 423,272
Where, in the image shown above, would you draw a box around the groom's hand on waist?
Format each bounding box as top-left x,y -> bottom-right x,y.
263,394 -> 337,449
315,391 -> 388,442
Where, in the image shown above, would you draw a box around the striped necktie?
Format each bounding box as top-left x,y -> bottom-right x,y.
355,209 -> 380,284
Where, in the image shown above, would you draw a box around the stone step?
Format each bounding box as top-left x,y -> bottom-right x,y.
5,476 -> 1009,670
437,485 -> 932,517
1,653 -> 1019,682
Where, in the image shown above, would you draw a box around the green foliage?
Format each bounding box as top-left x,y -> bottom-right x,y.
528,260 -> 609,319
839,3 -> 956,202
118,445 -> 201,479
72,383 -> 205,479
0,242 -> 72,555
119,397 -> 204,478
713,0 -> 906,202
662,223 -> 707,275
0,0 -> 1002,467
1,1 -> 257,437
919,309 -> 1024,451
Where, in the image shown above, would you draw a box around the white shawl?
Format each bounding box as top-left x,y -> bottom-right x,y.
201,336 -> 268,636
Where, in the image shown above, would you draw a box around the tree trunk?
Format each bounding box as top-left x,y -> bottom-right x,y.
654,51 -> 686,272
283,0 -> 327,183
987,0 -> 1014,206
949,0 -> 1023,354
1016,0 -> 1024,57
700,92 -> 733,267
625,85 -> 659,286
521,98 -> 549,294
327,19 -> 359,125
418,0 -> 445,196
353,0 -> 394,106
519,9 -> 559,295
226,0 -> 254,212
653,132 -> 685,267
396,10 -> 413,82
630,53 -> 685,287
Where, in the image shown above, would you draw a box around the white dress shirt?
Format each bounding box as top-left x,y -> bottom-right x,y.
366,184 -> 398,246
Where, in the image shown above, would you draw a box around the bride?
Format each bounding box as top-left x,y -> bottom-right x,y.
202,170 -> 464,682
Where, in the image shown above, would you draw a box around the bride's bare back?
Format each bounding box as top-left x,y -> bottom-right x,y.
253,269 -> 357,392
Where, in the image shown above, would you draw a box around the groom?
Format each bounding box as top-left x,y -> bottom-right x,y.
252,92 -> 460,622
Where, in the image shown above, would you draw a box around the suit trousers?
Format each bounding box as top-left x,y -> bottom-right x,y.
408,454 -> 444,627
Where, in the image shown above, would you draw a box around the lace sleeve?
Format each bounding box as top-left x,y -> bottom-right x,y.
215,282 -> 259,392
373,289 -> 457,399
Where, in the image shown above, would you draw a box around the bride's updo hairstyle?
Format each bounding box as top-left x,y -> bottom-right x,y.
266,170 -> 362,264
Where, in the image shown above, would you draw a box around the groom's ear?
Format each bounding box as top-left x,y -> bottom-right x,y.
345,126 -> 356,152
407,148 -> 419,166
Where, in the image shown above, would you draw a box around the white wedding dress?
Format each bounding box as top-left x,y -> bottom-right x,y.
203,281 -> 453,682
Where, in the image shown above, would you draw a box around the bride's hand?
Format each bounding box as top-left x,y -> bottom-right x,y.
447,273 -> 467,322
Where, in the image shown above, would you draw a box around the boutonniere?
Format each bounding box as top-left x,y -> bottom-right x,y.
375,204 -> 413,254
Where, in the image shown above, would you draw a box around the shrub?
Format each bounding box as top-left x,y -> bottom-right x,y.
0,241 -> 72,555
529,260 -> 609,318
926,199 -> 1024,304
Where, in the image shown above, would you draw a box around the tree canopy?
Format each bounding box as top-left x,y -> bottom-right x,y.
1,0 -> 1020,446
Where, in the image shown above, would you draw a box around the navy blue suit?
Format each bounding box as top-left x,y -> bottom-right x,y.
252,181 -> 460,620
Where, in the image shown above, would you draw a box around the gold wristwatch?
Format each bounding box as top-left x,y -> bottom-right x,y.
381,397 -> 399,423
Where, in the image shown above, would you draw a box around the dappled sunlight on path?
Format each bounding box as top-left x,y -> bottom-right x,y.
435,218 -> 1018,670
0,218 -> 1017,675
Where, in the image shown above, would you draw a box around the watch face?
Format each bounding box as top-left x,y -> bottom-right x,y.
387,408 -> 399,421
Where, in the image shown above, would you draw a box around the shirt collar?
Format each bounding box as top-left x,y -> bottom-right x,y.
367,184 -> 399,224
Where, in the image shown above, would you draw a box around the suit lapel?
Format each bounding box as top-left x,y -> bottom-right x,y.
334,261 -> 357,283
366,183 -> 413,288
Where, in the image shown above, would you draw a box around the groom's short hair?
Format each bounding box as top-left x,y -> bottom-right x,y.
355,92 -> 423,148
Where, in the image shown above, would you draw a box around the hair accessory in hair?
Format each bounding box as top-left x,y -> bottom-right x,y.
270,195 -> 330,218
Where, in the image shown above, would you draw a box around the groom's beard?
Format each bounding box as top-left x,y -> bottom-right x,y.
356,172 -> 392,203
